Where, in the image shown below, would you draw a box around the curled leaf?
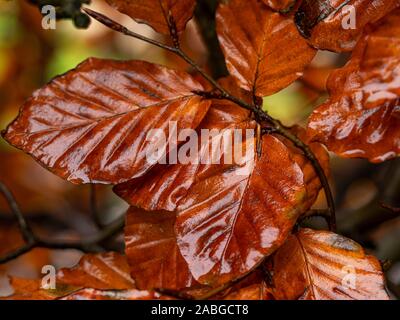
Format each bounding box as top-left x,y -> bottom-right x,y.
106,0 -> 196,35
3,58 -> 211,184
57,252 -> 135,290
295,0 -> 400,52
307,11 -> 400,163
124,207 -> 197,291
216,0 -> 316,96
272,228 -> 390,300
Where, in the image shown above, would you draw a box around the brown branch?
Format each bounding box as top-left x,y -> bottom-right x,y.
84,8 -> 337,230
381,203 -> 400,214
0,182 -> 124,265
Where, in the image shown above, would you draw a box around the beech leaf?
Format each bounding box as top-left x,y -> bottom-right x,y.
295,0 -> 400,52
2,58 -> 211,184
124,206 -> 197,291
272,228 -> 390,300
106,0 -> 196,35
57,252 -> 135,290
216,0 -> 316,96
307,10 -> 400,163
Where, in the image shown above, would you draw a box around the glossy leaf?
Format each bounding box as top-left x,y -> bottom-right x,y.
57,252 -> 135,290
174,133 -> 308,286
216,0 -> 316,96
3,58 -> 211,184
295,0 -> 400,52
124,206 -> 197,290
2,277 -> 78,300
3,252 -> 173,300
221,270 -> 274,300
106,0 -> 196,35
272,228 -> 390,300
60,288 -> 170,300
4,278 -> 167,300
307,11 -> 400,163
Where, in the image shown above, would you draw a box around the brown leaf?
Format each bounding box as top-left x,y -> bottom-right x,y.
113,78 -> 251,210
216,0 -> 316,96
4,278 -> 167,300
221,270 -> 274,300
3,58 -> 211,184
2,277 -> 78,300
174,132 -> 307,286
60,288 -> 170,300
272,228 -> 390,300
106,0 -> 196,35
57,252 -> 135,290
295,0 -> 400,52
3,252 -> 172,300
307,11 -> 400,163
124,206 -> 197,291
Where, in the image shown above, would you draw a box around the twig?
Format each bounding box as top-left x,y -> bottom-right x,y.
0,182 -> 124,264
84,8 -> 336,230
381,203 -> 400,214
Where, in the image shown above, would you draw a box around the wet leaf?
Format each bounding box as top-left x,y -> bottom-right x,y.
295,0 -> 400,52
307,11 -> 400,163
106,0 -> 196,35
124,206 -> 197,291
271,228 -> 390,300
216,0 -> 316,96
57,252 -> 135,290
3,58 -> 211,184
2,252 -> 172,300
60,288 -> 170,300
2,277 -> 78,300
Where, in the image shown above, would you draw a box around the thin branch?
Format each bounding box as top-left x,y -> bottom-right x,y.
84,8 -> 336,230
381,203 -> 400,214
0,182 -> 124,265
0,182 -> 35,244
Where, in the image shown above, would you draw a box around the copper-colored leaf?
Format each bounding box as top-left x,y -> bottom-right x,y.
272,228 -> 389,300
4,278 -> 167,300
124,206 -> 197,291
3,252 -> 171,300
295,0 -> 400,52
2,277 -> 78,300
60,288 -> 169,300
216,0 -> 316,96
57,252 -> 135,290
174,133 -> 307,286
3,58 -> 211,184
221,270 -> 274,300
106,0 -> 196,35
307,11 -> 400,163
